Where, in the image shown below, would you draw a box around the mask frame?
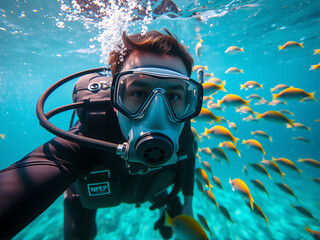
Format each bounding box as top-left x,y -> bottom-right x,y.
111,66 -> 203,123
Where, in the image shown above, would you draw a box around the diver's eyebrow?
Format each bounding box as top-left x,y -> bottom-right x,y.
165,84 -> 186,91
126,80 -> 149,88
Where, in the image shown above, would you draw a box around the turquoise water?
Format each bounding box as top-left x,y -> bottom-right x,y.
0,0 -> 320,239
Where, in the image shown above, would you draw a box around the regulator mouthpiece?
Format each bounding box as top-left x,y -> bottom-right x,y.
135,133 -> 174,166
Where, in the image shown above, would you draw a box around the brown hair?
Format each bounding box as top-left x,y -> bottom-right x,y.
108,28 -> 193,76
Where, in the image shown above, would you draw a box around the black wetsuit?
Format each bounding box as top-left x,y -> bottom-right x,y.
0,113 -> 196,239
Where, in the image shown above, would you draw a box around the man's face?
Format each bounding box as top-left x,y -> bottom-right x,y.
113,51 -> 190,166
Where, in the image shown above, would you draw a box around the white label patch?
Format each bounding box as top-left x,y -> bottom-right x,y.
88,182 -> 110,196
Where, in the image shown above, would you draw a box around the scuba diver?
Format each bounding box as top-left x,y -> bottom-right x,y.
0,29 -> 203,239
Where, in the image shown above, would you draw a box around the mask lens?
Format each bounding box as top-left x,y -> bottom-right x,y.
117,74 -> 150,115
114,72 -> 201,121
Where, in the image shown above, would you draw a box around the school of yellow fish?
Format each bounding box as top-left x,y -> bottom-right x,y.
168,40 -> 319,239
0,37 -> 318,239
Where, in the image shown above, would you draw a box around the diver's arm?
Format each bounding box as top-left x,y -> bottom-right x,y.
182,195 -> 194,217
181,154 -> 195,217
0,124 -> 94,239
181,132 -> 197,217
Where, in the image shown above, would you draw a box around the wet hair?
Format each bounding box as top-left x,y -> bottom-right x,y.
108,28 -> 193,76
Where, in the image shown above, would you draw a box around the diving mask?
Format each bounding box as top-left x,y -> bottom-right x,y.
111,67 -> 203,122
111,67 -> 203,167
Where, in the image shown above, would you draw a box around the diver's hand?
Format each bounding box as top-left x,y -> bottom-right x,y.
182,195 -> 193,217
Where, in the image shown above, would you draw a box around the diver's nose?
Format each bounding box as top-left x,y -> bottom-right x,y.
143,92 -> 172,129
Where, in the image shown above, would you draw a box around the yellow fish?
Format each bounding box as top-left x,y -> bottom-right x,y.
236,106 -> 255,115
219,205 -> 234,224
225,67 -> 243,74
195,39 -> 203,57
207,101 -> 225,112
253,203 -> 269,226
249,163 -> 271,180
204,72 -> 214,78
219,116 -> 228,123
292,136 -> 311,143
219,141 -> 241,157
211,147 -> 229,165
270,84 -> 290,92
0,134 -> 5,140
205,189 -> 219,208
212,176 -> 224,190
203,125 -> 239,145
225,46 -> 244,54
261,159 -> 285,180
195,168 -> 214,189
218,94 -> 251,107
256,110 -> 294,127
272,157 -> 302,175
196,152 -> 201,161
276,182 -> 298,200
305,226 -> 320,239
268,99 -> 287,106
255,98 -> 269,105
194,107 -> 221,124
246,93 -> 263,100
196,214 -> 213,238
251,130 -> 272,142
202,81 -> 227,96
272,87 -> 316,101
198,147 -> 215,159
242,139 -> 266,155
243,165 -> 248,177
286,122 -> 311,130
195,179 -> 205,194
291,205 -> 318,221
202,95 -> 214,104
243,115 -> 259,122
164,213 -> 209,240
240,80 -> 263,90
250,179 -> 269,197
229,178 -> 254,209
300,97 -> 317,102
201,161 -> 213,175
278,41 -> 304,50
297,158 -> 320,169
313,49 -> 320,55
191,126 -> 202,142
192,65 -> 208,71
279,109 -> 294,116
207,77 -> 223,84
310,62 -> 320,70
227,121 -> 238,132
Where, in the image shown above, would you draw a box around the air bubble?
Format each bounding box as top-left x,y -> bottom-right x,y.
58,0 -> 155,66
56,21 -> 65,28
61,4 -> 70,12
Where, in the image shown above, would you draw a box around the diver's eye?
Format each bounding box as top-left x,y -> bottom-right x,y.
131,91 -> 147,99
168,93 -> 181,102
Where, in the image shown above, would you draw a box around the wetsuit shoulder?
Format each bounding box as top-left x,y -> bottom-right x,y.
177,120 -> 197,196
0,122 -> 97,238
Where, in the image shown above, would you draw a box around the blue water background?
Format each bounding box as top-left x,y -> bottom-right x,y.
0,0 -> 319,239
